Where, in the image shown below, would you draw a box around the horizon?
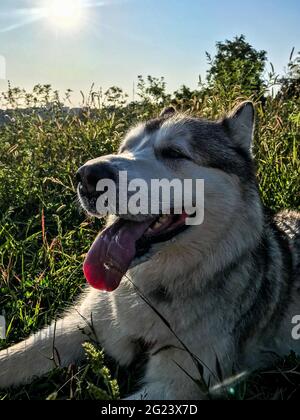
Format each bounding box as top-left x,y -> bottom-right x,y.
0,0 -> 299,105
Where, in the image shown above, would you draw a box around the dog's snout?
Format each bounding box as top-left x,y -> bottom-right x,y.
76,162 -> 116,197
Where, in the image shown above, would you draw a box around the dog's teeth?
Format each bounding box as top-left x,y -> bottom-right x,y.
154,222 -> 162,230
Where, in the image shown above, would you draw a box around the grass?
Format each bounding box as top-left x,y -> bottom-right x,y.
0,81 -> 299,400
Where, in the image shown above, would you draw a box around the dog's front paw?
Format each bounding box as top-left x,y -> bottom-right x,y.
0,349 -> 12,389
123,388 -> 149,400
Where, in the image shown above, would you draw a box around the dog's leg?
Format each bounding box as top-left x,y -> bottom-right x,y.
125,347 -> 210,400
0,306 -> 89,389
0,288 -> 136,389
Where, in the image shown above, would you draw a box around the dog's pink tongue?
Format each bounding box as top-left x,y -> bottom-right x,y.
83,219 -> 153,292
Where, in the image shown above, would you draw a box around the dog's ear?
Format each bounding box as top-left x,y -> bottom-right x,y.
160,106 -> 176,119
224,101 -> 255,151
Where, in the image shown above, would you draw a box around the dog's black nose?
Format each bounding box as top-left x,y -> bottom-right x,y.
76,162 -> 116,197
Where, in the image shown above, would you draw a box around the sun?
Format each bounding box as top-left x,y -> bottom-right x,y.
45,0 -> 85,30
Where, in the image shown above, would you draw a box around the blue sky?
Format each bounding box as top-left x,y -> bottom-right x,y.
0,0 -> 299,104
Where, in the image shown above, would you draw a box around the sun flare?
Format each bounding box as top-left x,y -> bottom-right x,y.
45,0 -> 85,30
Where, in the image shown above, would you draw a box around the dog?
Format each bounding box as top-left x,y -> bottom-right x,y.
0,102 -> 299,399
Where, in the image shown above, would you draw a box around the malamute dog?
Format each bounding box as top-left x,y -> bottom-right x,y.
0,102 -> 299,399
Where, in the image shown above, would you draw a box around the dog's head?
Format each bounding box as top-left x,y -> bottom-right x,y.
77,102 -> 263,292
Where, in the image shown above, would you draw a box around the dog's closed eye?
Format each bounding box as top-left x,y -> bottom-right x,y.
160,148 -> 190,160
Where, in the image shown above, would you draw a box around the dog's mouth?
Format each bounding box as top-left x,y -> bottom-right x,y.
83,213 -> 189,292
